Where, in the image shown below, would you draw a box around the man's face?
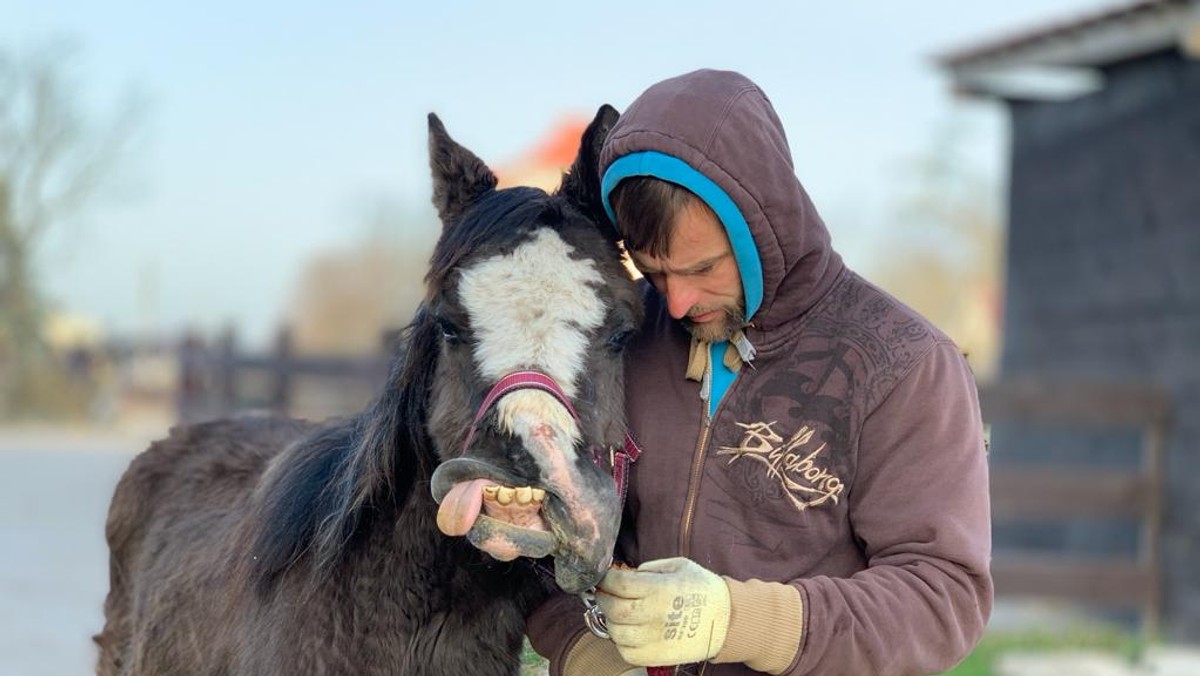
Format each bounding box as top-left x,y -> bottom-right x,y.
628,201 -> 745,342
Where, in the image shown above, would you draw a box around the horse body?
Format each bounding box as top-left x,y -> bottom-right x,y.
102,416 -> 543,675
96,106 -> 636,675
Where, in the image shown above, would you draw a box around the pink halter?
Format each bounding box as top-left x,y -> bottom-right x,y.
462,369 -> 640,499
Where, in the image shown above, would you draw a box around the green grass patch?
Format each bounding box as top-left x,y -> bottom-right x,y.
521,640 -> 549,676
942,627 -> 1144,676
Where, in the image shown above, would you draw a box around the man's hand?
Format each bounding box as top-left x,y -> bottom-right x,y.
596,558 -> 731,667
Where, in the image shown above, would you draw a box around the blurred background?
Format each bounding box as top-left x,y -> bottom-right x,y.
1,1 -> 1197,674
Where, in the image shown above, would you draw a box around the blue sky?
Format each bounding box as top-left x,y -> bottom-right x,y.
3,0 -> 1102,346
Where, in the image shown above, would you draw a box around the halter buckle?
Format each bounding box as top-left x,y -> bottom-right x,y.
580,587 -> 610,640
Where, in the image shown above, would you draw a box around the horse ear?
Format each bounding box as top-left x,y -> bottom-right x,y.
557,104 -> 620,240
428,113 -> 498,227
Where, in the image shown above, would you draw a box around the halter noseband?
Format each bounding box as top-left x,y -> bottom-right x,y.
461,370 -> 580,454
461,369 -> 640,479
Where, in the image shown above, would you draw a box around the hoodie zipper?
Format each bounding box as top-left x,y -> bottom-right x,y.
679,359 -> 742,558
679,415 -> 712,558
681,407 -> 723,676
680,338 -> 756,674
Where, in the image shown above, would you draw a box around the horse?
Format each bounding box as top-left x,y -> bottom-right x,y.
95,105 -> 640,675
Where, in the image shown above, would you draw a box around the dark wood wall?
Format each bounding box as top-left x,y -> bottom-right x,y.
997,49 -> 1200,640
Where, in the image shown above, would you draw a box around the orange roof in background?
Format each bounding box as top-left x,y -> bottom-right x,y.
528,116 -> 588,167
495,114 -> 589,191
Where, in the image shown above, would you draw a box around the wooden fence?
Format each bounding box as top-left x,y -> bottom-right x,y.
978,378 -> 1171,638
176,327 -> 399,422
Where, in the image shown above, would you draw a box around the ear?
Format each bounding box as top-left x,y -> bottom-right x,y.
428,113 -> 498,227
557,104 -> 620,240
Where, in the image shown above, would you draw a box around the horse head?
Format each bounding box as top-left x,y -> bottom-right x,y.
423,106 -> 640,594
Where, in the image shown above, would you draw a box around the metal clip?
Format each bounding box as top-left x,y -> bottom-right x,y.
580,587 -> 610,640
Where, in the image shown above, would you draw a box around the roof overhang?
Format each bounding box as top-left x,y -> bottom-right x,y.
939,0 -> 1200,101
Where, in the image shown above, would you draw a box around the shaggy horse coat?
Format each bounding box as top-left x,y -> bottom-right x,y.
95,106 -> 640,675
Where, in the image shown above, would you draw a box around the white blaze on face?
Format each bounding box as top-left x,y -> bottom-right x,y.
458,228 -> 607,442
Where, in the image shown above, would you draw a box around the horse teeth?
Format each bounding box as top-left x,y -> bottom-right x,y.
531,488 -> 546,503
482,485 -> 499,500
515,486 -> 533,505
496,487 -> 514,505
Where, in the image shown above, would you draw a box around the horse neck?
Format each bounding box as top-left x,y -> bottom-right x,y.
342,462 -> 540,614
351,480 -> 451,576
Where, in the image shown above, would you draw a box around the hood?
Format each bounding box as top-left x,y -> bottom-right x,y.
599,69 -> 844,345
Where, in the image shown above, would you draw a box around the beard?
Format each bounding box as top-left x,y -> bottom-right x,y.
683,299 -> 746,343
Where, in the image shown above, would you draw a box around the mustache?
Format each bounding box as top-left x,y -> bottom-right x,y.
685,302 -> 744,321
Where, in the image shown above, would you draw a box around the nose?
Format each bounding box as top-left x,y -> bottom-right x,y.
662,276 -> 699,320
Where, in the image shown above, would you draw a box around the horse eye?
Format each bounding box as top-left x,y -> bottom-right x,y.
608,328 -> 633,354
437,317 -> 463,345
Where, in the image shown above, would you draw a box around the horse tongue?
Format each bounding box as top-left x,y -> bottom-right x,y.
435,478 -> 491,536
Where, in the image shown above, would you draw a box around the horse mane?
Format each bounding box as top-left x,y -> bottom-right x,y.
246,307 -> 441,594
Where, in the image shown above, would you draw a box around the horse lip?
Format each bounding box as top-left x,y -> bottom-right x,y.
466,514 -> 557,559
554,558 -> 609,594
430,457 -> 531,503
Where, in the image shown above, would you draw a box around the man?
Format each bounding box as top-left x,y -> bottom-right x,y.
525,69 -> 992,675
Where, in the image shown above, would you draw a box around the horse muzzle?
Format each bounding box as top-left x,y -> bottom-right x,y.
430,435 -> 620,593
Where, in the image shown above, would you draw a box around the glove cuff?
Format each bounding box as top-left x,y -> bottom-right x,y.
563,632 -> 638,676
712,577 -> 804,674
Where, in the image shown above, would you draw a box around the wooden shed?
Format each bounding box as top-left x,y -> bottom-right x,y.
941,0 -> 1200,641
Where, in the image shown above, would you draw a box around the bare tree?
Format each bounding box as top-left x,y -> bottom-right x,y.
0,42 -> 140,417
872,120 -> 1004,378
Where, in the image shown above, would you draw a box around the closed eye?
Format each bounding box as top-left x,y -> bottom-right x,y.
607,328 -> 634,354
436,316 -> 464,345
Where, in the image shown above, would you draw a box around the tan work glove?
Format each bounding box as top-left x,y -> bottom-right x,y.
596,557 -> 731,667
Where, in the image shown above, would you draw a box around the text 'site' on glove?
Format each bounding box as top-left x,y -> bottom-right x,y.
596,557 -> 731,667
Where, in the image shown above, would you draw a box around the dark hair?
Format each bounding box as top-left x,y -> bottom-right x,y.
610,176 -> 705,258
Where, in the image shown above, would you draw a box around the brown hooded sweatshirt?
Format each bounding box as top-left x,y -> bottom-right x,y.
527,69 -> 992,676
